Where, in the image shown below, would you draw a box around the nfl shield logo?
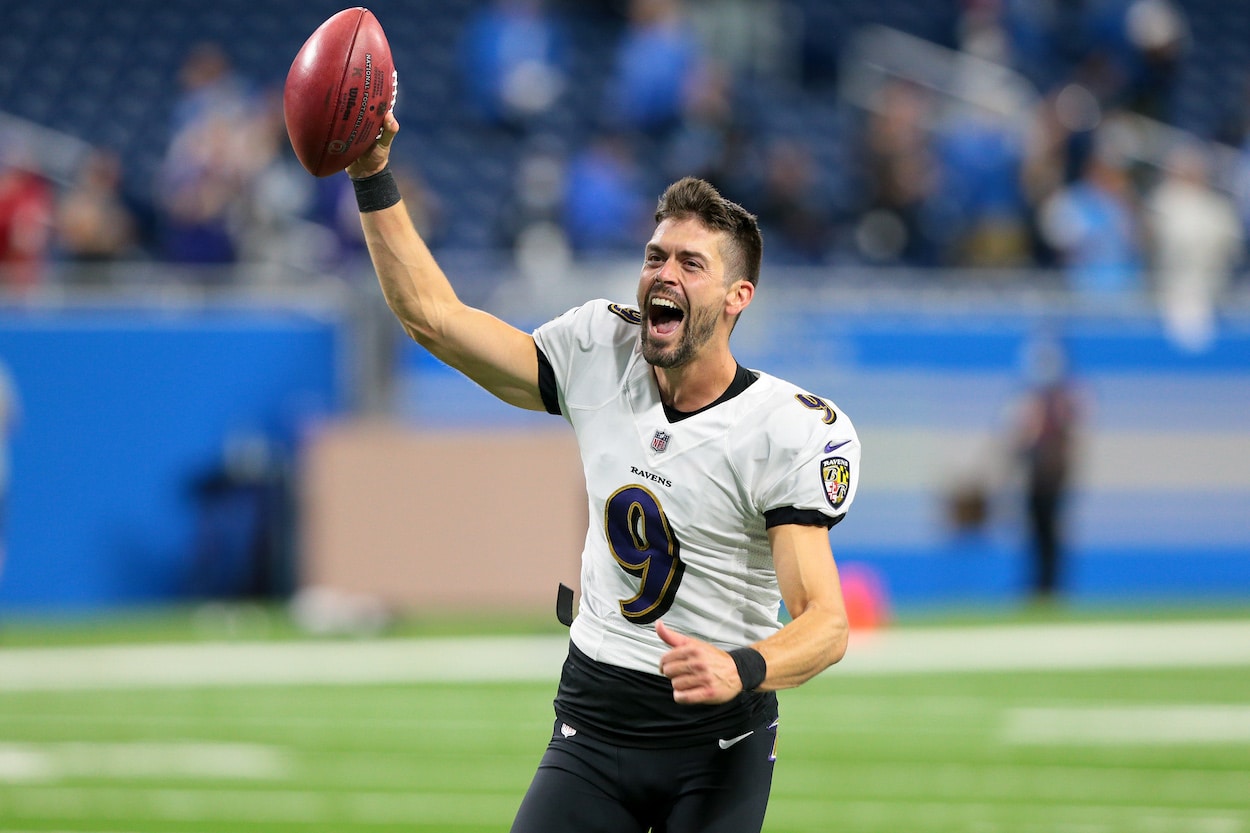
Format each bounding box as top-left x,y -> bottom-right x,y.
651,430 -> 672,453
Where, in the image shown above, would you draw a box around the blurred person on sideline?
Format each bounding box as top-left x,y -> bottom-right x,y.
0,140 -> 54,292
1010,333 -> 1082,601
1144,140 -> 1243,352
344,109 -> 858,833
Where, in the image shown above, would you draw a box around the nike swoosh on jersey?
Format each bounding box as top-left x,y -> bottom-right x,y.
824,439 -> 851,453
718,731 -> 754,750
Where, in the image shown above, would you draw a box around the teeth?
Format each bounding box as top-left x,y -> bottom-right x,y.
651,298 -> 679,310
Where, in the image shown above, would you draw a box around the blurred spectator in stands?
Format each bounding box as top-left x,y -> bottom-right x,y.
1228,73 -> 1250,239
157,118 -> 242,267
934,100 -> 1031,267
957,0 -> 1083,95
54,149 -> 141,269
854,78 -> 945,265
561,132 -> 649,253
503,136 -> 574,293
1048,0 -> 1188,122
1114,0 -> 1189,121
1037,129 -> 1143,294
1144,140 -> 1243,352
957,0 -> 1015,68
755,138 -> 834,266
459,0 -> 570,133
982,0 -> 1188,124
0,139 -> 52,293
1010,331 -> 1082,601
317,162 -> 444,274
603,0 -> 706,137
227,86 -> 376,280
156,42 -> 258,269
938,2 -> 1035,267
684,0 -> 794,83
501,135 -> 567,246
662,61 -> 754,203
236,90 -> 320,274
172,42 -> 252,133
1021,83 -> 1103,266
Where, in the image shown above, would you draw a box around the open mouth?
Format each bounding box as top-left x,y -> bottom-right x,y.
648,297 -> 685,337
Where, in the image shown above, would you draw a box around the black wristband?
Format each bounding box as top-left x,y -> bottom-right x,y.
728,647 -> 767,691
351,167 -> 401,213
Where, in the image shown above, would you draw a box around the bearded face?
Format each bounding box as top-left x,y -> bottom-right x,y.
636,218 -> 734,369
640,287 -> 719,368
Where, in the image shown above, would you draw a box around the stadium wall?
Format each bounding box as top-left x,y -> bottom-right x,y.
1,294 -> 1247,614
0,303 -> 344,610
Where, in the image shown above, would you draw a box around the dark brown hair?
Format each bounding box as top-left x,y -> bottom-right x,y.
654,177 -> 762,286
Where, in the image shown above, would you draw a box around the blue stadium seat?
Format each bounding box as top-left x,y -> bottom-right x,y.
0,0 -> 1245,257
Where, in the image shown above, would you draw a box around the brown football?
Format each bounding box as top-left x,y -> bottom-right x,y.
283,7 -> 397,177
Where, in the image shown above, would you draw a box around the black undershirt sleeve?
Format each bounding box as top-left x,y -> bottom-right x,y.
764,506 -> 843,529
536,346 -> 561,416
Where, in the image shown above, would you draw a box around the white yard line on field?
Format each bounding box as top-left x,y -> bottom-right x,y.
841,619 -> 1250,674
0,741 -> 288,783
0,633 -> 566,691
0,620 -> 1248,692
1003,704 -> 1250,745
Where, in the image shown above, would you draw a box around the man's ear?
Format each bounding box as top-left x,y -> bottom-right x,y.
725,279 -> 755,317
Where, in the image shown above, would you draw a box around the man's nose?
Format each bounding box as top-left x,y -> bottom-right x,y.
655,257 -> 679,283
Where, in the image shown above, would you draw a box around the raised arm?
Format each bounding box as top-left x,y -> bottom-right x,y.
346,113 -> 544,411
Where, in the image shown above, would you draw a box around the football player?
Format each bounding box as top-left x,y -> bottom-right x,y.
348,110 -> 859,833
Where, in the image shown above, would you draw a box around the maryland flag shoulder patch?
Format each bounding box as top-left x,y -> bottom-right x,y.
821,456 -> 851,510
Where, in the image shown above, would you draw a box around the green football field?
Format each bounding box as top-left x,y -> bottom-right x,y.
1,606 -> 1248,833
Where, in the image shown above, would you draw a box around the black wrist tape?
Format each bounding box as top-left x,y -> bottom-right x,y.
351,167 -> 401,213
728,646 -> 767,691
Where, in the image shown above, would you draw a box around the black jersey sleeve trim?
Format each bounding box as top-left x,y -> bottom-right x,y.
536,346 -> 561,416
765,506 -> 843,529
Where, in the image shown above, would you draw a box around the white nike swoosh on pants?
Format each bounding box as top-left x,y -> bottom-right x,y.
718,731 -> 754,750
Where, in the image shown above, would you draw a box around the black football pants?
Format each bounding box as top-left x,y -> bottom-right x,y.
510,717 -> 778,833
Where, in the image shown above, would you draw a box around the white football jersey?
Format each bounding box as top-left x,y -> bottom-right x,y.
533,300 -> 860,676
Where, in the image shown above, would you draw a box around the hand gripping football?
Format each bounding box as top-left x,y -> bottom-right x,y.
283,7 -> 397,177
